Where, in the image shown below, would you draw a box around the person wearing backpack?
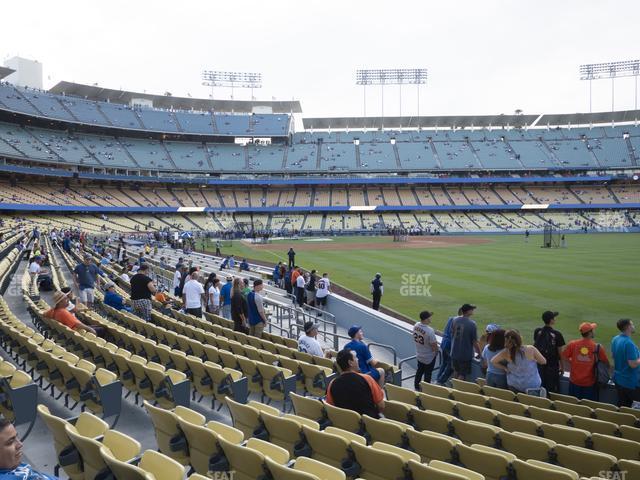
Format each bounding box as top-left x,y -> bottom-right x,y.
561,323 -> 609,400
533,311 -> 566,393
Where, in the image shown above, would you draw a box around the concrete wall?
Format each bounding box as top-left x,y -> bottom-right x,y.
325,292 -> 416,362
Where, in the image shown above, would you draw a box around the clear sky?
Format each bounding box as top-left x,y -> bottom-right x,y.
3,0 -> 639,119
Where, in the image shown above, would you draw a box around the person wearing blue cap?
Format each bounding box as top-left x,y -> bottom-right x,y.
344,325 -> 385,387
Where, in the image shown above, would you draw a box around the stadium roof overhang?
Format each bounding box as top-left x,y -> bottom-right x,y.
48,81 -> 302,114
303,109 -> 640,130
538,109 -> 640,126
302,114 -> 538,130
0,66 -> 16,80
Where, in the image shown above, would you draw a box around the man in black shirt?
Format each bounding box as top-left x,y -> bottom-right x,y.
325,349 -> 384,419
370,273 -> 383,311
230,277 -> 249,333
130,263 -> 156,321
533,310 -> 566,393
177,264 -> 189,298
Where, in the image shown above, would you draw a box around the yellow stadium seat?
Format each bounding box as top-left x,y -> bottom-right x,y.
350,441 -> 408,480
406,428 -> 460,462
407,459 -> 470,480
451,418 -> 501,447
553,444 -> 617,478
499,430 -> 555,461
65,425 -> 140,480
301,425 -> 356,471
429,460 -> 485,480
511,458 -> 578,480
323,401 -> 363,433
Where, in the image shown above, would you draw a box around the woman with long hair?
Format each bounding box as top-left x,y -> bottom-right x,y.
207,278 -> 221,314
204,272 -> 217,291
230,277 -> 249,333
481,328 -> 507,388
491,329 -> 546,393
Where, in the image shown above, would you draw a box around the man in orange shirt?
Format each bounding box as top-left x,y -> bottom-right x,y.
291,266 -> 301,286
562,322 -> 609,400
155,290 -> 169,304
45,291 -> 98,335
326,348 -> 385,418
291,266 -> 302,305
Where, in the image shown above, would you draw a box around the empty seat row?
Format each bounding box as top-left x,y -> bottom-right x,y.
414,381 -> 640,440
239,393 -> 625,480
0,295 -> 119,426
37,404 -> 204,480
147,398 -> 489,480
106,303 -> 334,401
289,392 -> 640,479
451,377 -> 640,425
30,302 -> 190,411
384,384 -> 640,463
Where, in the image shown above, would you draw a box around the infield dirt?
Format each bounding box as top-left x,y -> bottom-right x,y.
249,236 -> 491,251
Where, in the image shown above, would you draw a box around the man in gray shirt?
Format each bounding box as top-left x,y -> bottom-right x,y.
450,303 -> 480,380
413,311 -> 439,389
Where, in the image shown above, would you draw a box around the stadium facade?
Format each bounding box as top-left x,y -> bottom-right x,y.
0,79 -> 638,235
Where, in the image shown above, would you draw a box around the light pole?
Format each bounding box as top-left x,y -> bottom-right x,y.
579,60 -> 640,113
356,68 -> 428,125
202,71 -> 263,100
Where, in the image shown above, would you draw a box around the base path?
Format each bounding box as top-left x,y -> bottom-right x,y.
249,235 -> 492,252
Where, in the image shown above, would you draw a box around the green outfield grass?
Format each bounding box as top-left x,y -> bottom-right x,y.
206,233 -> 639,347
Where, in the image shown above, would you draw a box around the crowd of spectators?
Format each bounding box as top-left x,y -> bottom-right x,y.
35,231 -> 640,421
327,305 -> 639,418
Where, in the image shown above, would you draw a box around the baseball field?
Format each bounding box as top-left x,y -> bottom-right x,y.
207,232 -> 639,346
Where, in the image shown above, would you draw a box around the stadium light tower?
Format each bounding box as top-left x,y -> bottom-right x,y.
356,68 -> 428,122
202,70 -> 263,100
579,60 -> 640,113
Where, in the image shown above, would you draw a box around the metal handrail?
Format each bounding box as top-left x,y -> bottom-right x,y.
290,319 -> 338,351
267,322 -> 290,338
330,331 -> 399,366
299,302 -> 335,321
293,306 -> 336,329
398,350 -> 443,382
398,354 -> 417,369
294,310 -> 338,350
263,295 -> 339,350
